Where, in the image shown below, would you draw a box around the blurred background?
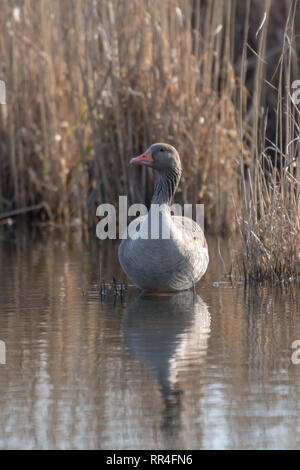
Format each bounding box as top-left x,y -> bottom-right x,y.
1,1 -> 300,450
0,0 -> 299,279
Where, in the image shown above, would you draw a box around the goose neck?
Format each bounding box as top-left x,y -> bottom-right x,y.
151,167 -> 182,206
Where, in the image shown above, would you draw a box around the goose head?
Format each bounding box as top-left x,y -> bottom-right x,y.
130,143 -> 182,205
130,143 -> 182,174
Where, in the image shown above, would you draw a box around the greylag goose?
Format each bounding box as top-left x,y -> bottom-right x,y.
118,143 -> 209,292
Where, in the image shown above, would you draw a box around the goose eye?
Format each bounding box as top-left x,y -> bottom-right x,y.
160,148 -> 164,152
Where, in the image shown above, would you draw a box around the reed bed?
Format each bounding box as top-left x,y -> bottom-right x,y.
0,0 -> 299,281
236,0 -> 300,282
0,0 -> 242,234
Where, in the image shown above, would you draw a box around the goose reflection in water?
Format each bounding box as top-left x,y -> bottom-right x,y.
122,291 -> 211,439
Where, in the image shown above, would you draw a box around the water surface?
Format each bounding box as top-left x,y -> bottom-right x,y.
0,232 -> 300,449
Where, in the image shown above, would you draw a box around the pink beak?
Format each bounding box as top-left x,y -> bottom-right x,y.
130,148 -> 153,166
